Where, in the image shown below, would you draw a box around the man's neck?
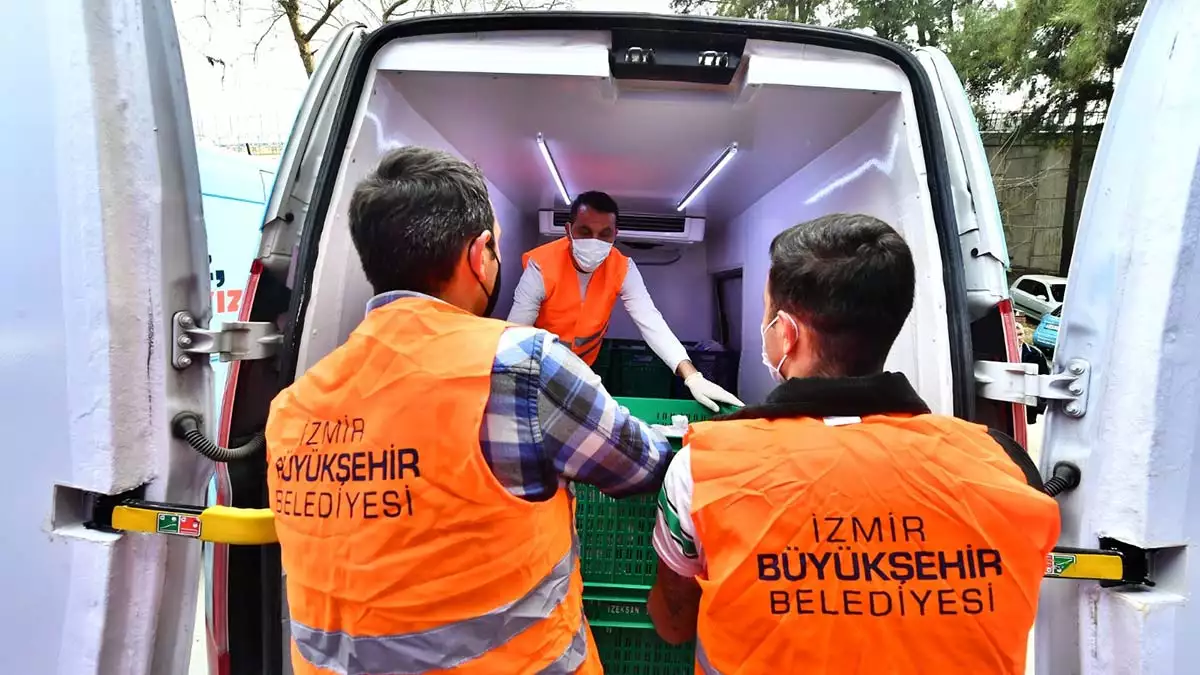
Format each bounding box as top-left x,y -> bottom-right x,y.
718,372 -> 930,422
367,288 -> 476,315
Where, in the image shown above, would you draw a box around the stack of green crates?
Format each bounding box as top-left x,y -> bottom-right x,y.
591,339 -> 739,403
592,340 -> 676,399
577,397 -> 725,674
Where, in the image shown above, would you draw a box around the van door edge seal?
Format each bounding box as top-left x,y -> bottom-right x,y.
282,12 -> 976,420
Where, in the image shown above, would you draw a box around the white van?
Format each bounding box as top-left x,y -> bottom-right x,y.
4,1 -> 1197,674
215,17 -> 1022,668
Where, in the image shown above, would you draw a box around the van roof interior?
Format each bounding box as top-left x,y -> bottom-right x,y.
298,30 -> 955,409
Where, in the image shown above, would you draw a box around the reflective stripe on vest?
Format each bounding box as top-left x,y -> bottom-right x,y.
539,617 -> 589,675
695,640 -> 723,675
292,544 -> 580,675
573,327 -> 606,361
268,298 -> 600,675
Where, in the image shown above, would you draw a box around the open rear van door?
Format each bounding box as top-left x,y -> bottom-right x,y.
912,47 -> 1011,316
1035,1 -> 1200,672
2,1 -> 216,672
209,22 -> 366,675
912,47 -> 1027,441
257,24 -> 366,279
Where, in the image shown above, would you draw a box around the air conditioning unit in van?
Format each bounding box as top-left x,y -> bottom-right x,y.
538,209 -> 706,245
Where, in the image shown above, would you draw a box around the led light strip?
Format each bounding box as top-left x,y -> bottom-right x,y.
536,133 -> 571,205
677,142 -> 739,212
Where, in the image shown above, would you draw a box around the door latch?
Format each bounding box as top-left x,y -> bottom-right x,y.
698,50 -> 730,67
172,311 -> 282,369
974,358 -> 1091,417
624,46 -> 654,64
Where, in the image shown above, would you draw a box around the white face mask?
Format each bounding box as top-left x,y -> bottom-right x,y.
571,237 -> 613,273
760,312 -> 798,384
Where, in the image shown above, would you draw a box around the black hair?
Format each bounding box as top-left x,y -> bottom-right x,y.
569,190 -> 619,222
767,213 -> 915,376
348,146 -> 494,295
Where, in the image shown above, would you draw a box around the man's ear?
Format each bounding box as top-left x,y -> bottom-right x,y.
788,315 -> 816,361
468,231 -> 492,277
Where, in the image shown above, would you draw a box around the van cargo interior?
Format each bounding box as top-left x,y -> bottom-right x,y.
214,21 -> 1031,675
295,32 -> 956,410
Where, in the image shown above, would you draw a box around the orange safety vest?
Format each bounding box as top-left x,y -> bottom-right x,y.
265,296 -> 602,675
686,414 -> 1060,675
522,237 -> 628,366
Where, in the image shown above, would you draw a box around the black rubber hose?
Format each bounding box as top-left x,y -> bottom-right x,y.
172,412 -> 265,463
1042,461 -> 1082,498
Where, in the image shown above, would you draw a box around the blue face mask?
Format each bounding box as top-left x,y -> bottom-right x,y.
760,312 -> 798,384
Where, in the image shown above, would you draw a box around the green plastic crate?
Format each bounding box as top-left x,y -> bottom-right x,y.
576,397 -> 724,588
591,625 -> 694,675
585,588 -> 695,673
616,396 -> 725,427
576,488 -> 659,586
576,397 -> 726,672
592,340 -> 613,383
606,341 -> 675,398
583,587 -> 653,629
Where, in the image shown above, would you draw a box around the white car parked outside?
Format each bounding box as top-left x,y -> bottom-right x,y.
1010,273 -> 1066,320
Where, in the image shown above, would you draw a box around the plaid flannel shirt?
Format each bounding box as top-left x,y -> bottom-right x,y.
368,292 -> 672,500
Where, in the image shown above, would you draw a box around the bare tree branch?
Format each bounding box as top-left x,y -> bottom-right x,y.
490,0 -> 568,8
199,0 -> 213,31
279,0 -> 316,74
258,0 -> 571,76
253,11 -> 287,61
351,0 -> 384,24
670,0 -> 721,14
381,0 -> 413,20
303,0 -> 346,41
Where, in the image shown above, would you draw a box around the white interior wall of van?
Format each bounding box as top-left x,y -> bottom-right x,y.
605,244 -> 714,342
710,41 -> 952,407
294,75 -> 527,370
297,30 -> 951,412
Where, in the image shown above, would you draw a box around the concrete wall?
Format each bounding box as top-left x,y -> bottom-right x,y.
984,132 -> 1100,275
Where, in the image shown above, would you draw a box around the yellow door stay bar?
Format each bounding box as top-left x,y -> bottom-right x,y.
95,501 -> 1145,584
104,501 -> 278,546
1042,548 -> 1129,583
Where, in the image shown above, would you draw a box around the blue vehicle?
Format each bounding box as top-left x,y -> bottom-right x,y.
197,144 -> 279,405
1032,304 -> 1062,353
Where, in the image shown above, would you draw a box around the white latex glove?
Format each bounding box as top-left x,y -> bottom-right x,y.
684,373 -> 745,412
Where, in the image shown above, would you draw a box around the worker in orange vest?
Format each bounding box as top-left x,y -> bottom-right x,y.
508,191 -> 743,412
647,213 -> 1060,674
266,147 -> 674,674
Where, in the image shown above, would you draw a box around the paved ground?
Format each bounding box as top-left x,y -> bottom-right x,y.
189,579 -> 206,675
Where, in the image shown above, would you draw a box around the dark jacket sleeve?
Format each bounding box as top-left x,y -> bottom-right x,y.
986,428 -> 1045,491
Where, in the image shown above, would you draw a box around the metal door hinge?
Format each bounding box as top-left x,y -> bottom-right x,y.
172,311 -> 281,369
974,358 -> 1091,417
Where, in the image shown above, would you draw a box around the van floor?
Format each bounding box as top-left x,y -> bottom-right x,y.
187,424 -> 1046,673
